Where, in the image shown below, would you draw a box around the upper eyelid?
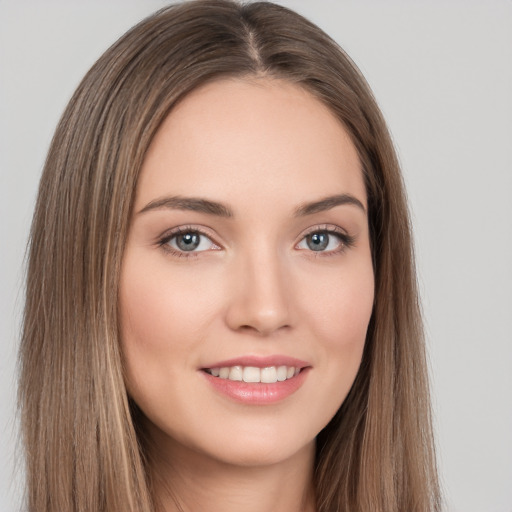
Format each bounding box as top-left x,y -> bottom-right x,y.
158,225 -> 218,243
298,224 -> 350,239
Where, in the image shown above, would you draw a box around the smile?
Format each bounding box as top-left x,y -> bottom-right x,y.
200,356 -> 310,404
204,365 -> 301,383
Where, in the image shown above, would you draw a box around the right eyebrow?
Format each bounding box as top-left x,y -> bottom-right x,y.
137,195 -> 234,218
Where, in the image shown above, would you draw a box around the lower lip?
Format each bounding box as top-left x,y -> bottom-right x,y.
202,368 -> 310,405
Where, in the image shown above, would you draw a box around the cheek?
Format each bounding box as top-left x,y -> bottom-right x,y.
120,255 -> 218,351
305,260 -> 374,349
301,259 -> 374,410
118,252 -> 219,403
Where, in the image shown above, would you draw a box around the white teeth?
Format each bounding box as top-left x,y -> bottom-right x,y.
207,365 -> 301,383
277,366 -> 287,381
229,366 -> 243,381
261,366 -> 278,383
243,366 -> 260,383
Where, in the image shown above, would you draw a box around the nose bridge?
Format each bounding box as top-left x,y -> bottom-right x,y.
225,238 -> 292,335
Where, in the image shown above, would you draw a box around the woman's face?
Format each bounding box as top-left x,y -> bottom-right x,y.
119,78 -> 374,469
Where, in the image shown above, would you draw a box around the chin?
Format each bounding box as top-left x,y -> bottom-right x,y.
202,435 -> 316,469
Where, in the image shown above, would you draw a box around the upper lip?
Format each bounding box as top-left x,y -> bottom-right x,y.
201,355 -> 310,370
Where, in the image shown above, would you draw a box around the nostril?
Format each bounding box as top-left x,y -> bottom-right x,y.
237,322 -> 291,336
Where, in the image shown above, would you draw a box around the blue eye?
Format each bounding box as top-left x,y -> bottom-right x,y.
175,232 -> 200,251
297,230 -> 351,253
305,232 -> 330,251
165,230 -> 216,253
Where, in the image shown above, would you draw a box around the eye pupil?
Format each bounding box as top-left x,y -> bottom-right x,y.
176,232 -> 200,251
307,232 -> 329,251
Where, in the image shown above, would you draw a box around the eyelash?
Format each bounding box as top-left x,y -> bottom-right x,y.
157,225 -> 216,258
298,225 -> 356,257
157,224 -> 355,259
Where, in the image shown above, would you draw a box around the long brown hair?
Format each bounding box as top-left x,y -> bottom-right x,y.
19,1 -> 440,511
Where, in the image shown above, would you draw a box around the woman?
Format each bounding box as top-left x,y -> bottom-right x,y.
18,1 -> 440,511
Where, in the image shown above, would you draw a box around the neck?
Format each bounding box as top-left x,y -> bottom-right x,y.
145,432 -> 316,512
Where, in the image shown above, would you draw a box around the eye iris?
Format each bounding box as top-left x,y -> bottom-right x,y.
307,232 -> 329,251
176,232 -> 200,251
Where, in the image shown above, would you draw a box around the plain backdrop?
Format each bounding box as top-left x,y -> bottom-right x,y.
1,1 -> 511,511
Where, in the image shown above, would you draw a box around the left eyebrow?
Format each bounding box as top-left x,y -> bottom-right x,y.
294,194 -> 366,216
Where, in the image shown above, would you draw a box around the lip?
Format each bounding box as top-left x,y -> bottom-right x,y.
200,355 -> 311,405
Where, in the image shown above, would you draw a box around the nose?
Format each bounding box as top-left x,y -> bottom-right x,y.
224,246 -> 293,336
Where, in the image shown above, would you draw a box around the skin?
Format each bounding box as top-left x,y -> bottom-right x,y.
119,78 -> 374,512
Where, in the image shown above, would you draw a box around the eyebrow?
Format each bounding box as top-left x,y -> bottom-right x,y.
138,196 -> 233,217
294,194 -> 366,216
138,193 -> 366,218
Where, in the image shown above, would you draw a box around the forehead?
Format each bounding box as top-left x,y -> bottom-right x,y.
136,78 -> 366,213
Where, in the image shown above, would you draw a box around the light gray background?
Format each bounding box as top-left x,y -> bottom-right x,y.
1,1 -> 511,511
